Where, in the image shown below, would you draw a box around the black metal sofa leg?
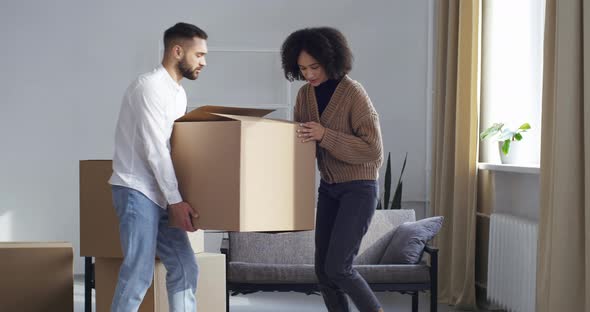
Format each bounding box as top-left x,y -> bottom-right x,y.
412,292 -> 419,312
85,256 -> 93,312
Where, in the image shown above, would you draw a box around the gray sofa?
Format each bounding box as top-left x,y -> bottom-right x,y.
220,209 -> 438,312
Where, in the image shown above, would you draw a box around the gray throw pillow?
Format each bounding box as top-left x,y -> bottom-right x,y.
379,216 -> 444,264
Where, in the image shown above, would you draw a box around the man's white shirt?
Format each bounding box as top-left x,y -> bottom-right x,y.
109,65 -> 187,209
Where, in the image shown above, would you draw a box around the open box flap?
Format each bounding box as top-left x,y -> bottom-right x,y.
176,105 -> 275,122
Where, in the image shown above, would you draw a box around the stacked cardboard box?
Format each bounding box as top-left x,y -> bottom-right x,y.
80,160 -> 225,312
94,254 -> 225,312
80,160 -> 205,258
0,242 -> 73,312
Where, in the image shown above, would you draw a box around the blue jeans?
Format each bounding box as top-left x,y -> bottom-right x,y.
110,185 -> 198,312
315,180 -> 381,312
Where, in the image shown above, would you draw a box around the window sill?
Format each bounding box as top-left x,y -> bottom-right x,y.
477,162 -> 540,175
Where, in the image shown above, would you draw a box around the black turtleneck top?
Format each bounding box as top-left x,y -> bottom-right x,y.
314,79 -> 341,116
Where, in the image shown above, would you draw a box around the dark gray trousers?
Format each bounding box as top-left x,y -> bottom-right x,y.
315,179 -> 381,312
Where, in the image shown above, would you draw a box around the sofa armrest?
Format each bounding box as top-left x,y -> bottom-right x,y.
423,245 -> 438,272
424,244 -> 438,310
423,245 -> 438,259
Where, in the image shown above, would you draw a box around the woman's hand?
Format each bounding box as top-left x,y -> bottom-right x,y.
297,122 -> 326,143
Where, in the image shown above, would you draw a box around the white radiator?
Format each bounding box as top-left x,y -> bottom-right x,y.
487,213 -> 538,312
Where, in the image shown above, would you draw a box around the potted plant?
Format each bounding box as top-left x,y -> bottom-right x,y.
479,122 -> 531,164
377,152 -> 407,210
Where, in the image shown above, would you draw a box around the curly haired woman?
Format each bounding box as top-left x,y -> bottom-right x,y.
281,27 -> 384,312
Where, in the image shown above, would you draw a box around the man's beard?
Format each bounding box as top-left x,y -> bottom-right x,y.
178,59 -> 199,80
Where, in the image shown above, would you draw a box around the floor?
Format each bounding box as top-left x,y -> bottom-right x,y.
74,276 -> 494,312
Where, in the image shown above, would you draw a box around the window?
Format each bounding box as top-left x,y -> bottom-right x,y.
480,0 -> 545,165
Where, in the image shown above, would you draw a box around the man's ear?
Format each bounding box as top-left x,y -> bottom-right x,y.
173,45 -> 184,60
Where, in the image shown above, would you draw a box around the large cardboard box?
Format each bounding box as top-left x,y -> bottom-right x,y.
171,106 -> 316,232
95,253 -> 226,312
80,160 -> 204,257
0,242 -> 73,312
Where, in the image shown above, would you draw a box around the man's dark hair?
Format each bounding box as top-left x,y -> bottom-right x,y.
281,27 -> 353,81
163,22 -> 208,50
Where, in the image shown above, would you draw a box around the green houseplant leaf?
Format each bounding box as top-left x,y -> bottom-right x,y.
383,153 -> 392,210
377,152 -> 407,210
501,140 -> 511,155
377,153 -> 392,210
480,123 -> 504,140
518,123 -> 531,131
391,182 -> 402,210
390,152 -> 407,209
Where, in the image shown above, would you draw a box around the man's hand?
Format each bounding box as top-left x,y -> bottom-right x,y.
168,201 -> 199,232
297,122 -> 326,143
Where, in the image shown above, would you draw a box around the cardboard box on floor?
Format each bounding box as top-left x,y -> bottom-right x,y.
79,160 -> 204,257
95,253 -> 225,312
171,105 -> 316,232
0,242 -> 73,312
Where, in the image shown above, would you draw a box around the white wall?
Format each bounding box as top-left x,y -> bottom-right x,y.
0,0 -> 434,273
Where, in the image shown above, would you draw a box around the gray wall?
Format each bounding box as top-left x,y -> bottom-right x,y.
0,0 -> 435,273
